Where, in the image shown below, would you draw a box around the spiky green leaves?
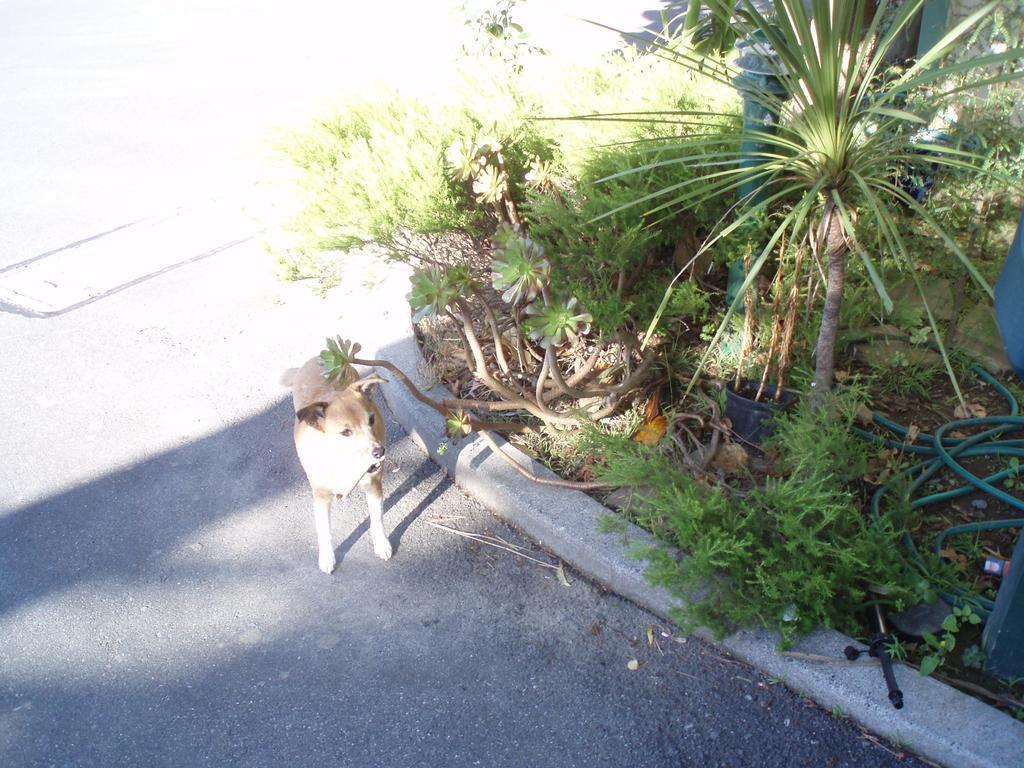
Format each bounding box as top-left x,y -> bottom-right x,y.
444,409 -> 473,440
320,336 -> 361,382
410,228 -> 592,353
445,137 -> 486,182
472,164 -> 506,205
408,266 -> 477,323
525,156 -> 557,191
524,296 -> 593,348
490,229 -> 550,304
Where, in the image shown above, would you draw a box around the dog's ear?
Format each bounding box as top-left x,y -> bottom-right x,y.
349,373 -> 388,393
296,401 -> 329,430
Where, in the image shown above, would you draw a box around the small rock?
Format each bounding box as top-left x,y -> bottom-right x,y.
239,628 -> 264,645
889,278 -> 955,321
971,498 -> 989,511
889,600 -> 953,639
577,396 -> 609,414
744,694 -> 753,702
852,335 -> 942,369
316,634 -> 340,650
956,302 -> 1012,374
604,486 -> 654,511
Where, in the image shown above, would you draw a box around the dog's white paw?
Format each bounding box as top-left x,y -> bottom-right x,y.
319,551 -> 337,574
373,537 -> 393,561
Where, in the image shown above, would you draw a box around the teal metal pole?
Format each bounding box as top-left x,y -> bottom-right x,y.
726,47 -> 789,309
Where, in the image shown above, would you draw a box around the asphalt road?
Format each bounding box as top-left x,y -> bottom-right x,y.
0,2 -> 926,766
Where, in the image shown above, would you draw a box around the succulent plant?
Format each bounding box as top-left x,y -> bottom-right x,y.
491,231 -> 550,305
444,408 -> 473,440
472,164 -> 506,206
445,264 -> 478,293
474,130 -> 503,156
490,224 -> 522,251
444,137 -> 485,183
524,156 -> 556,191
524,296 -> 592,348
320,336 -> 361,382
408,267 -> 461,323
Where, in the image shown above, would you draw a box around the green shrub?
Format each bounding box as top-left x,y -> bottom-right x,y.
270,29 -> 740,290
525,140 -> 727,333
273,83 -> 560,271
591,392 -> 917,644
277,94 -> 475,258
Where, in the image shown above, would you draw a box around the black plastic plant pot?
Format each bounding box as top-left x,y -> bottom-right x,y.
725,380 -> 795,445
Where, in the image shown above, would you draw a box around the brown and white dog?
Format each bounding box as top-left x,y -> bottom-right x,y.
283,357 -> 391,574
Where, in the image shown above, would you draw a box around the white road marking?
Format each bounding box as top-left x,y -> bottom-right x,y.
0,199 -> 254,315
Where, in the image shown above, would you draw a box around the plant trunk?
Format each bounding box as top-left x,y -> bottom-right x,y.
812,202 -> 849,404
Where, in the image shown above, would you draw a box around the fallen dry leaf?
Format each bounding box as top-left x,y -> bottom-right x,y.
855,405 -> 874,426
633,415 -> 668,446
556,562 -> 572,588
939,547 -> 969,572
863,449 -> 896,485
646,625 -> 655,647
905,424 -> 921,444
954,402 -> 987,420
643,391 -> 662,422
712,443 -> 749,473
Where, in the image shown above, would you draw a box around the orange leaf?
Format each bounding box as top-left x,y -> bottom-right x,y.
633,416 -> 668,446
643,392 -> 662,422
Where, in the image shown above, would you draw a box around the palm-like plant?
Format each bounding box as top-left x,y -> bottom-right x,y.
602,0 -> 1022,400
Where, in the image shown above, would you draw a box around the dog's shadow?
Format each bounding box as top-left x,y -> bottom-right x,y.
333,461 -> 447,563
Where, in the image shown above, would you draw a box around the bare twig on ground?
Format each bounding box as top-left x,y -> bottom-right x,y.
477,430 -> 616,490
424,519 -> 562,572
352,355 -> 528,433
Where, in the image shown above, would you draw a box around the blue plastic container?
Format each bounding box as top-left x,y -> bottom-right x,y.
995,211 -> 1024,379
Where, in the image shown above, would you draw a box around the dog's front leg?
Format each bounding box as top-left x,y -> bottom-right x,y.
312,489 -> 336,574
362,474 -> 392,561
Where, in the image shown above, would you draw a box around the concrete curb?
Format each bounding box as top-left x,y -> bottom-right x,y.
360,262 -> 1024,768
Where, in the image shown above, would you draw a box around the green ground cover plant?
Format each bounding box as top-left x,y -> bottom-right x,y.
585,391 -> 925,644
276,94 -> 475,257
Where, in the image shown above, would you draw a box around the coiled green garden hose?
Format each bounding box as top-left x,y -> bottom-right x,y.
859,364 -> 1024,618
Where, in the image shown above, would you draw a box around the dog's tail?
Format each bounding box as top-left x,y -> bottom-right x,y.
279,368 -> 299,388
